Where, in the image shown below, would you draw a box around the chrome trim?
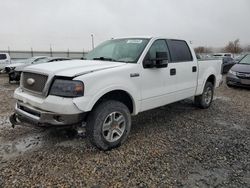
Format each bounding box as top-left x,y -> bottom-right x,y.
237,72 -> 250,76
14,102 -> 85,127
20,71 -> 53,97
15,103 -> 40,121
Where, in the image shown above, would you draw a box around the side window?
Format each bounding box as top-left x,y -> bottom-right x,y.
146,40 -> 169,59
167,40 -> 193,62
0,54 -> 7,60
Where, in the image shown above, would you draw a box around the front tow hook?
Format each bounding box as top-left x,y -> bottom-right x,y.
9,113 -> 18,128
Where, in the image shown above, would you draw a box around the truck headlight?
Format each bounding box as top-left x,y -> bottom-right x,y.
50,79 -> 84,97
229,70 -> 237,76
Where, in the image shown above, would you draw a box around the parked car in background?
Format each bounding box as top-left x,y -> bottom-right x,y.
0,53 -> 11,72
213,53 -> 233,58
212,55 -> 235,74
5,56 -> 48,73
222,56 -> 236,74
227,54 -> 250,88
7,57 -> 70,82
234,54 -> 246,63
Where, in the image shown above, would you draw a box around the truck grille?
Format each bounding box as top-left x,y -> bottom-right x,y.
22,72 -> 48,94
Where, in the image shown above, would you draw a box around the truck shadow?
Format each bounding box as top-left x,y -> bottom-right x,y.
131,99 -> 196,134
0,99 -> 207,161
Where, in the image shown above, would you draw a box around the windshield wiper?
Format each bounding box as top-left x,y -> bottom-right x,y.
92,57 -> 133,63
93,57 -> 117,61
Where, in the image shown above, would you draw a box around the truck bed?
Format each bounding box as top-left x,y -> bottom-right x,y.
196,59 -> 223,95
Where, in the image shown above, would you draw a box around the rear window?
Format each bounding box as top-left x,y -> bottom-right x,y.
0,54 -> 7,60
167,40 -> 193,62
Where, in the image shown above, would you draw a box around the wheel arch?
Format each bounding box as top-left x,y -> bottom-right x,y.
206,74 -> 216,87
89,89 -> 137,115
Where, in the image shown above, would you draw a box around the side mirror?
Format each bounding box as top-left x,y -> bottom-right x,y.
155,52 -> 168,68
143,52 -> 168,68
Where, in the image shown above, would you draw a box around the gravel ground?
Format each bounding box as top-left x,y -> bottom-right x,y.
0,74 -> 250,187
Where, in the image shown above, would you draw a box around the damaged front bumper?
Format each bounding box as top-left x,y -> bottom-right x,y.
9,71 -> 21,82
10,101 -> 86,128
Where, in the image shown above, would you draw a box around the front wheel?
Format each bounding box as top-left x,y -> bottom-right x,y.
86,100 -> 131,150
194,82 -> 214,109
226,82 -> 233,88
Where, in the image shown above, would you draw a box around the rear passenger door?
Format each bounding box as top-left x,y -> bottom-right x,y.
166,40 -> 197,98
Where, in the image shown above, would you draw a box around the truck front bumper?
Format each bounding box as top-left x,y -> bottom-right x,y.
11,101 -> 86,128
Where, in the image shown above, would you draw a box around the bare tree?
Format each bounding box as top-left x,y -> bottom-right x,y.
224,39 -> 243,55
194,46 -> 212,54
243,45 -> 250,53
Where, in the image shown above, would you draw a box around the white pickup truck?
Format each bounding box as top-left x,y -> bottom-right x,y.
0,53 -> 11,71
10,37 -> 222,150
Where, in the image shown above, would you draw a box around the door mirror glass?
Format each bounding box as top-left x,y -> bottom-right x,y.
155,52 -> 168,68
143,40 -> 169,68
155,52 -> 168,61
143,52 -> 168,68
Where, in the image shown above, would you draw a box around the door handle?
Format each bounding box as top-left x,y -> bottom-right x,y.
130,73 -> 140,77
170,68 -> 176,76
192,66 -> 197,72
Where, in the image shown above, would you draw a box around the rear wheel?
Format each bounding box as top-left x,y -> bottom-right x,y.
86,100 -> 131,150
195,82 -> 214,109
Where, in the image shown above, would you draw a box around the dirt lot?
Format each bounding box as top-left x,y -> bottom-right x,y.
0,74 -> 249,187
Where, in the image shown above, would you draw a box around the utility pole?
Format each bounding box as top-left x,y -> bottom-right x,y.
8,46 -> 10,55
31,47 -> 34,57
91,34 -> 94,50
50,44 -> 53,57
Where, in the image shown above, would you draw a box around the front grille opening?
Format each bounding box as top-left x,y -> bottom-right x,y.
20,105 -> 41,117
22,72 -> 48,94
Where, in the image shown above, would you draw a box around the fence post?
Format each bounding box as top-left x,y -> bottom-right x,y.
67,48 -> 70,58
8,46 -> 10,56
50,44 -> 53,57
31,47 -> 34,57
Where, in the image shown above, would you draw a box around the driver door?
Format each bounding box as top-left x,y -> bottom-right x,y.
140,39 -> 178,111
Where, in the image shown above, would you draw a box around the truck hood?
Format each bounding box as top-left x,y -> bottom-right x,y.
231,63 -> 250,73
23,60 -> 126,77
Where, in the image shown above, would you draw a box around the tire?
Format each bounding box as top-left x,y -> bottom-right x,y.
86,100 -> 131,150
8,73 -> 13,83
194,82 -> 214,109
226,82 -> 233,88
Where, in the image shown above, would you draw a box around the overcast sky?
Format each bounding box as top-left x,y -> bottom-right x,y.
1,0 -> 249,51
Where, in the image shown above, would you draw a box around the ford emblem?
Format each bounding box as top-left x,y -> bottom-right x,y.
27,78 -> 35,86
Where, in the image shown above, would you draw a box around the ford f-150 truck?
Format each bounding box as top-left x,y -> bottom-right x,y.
10,37 -> 222,150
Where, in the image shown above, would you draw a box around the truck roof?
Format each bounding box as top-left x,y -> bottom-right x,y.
112,36 -> 190,43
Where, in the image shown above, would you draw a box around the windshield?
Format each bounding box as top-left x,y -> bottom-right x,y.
239,54 -> 250,65
84,38 -> 150,63
22,57 -> 47,64
33,57 -> 50,64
